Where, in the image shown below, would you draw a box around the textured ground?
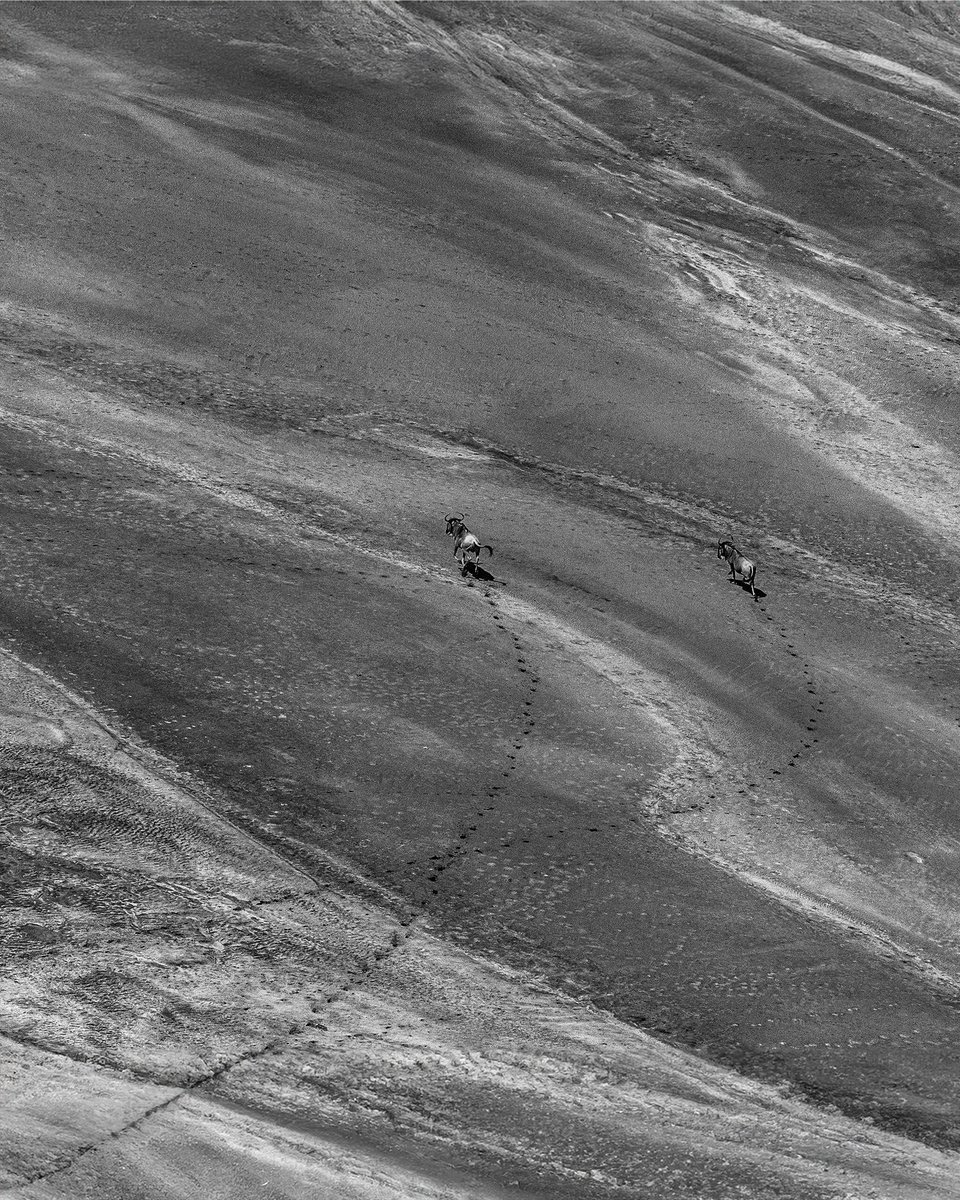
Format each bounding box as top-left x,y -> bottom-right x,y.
3,3 -> 960,1197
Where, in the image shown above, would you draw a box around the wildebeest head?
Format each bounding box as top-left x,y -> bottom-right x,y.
717,538 -> 734,560
445,513 -> 465,536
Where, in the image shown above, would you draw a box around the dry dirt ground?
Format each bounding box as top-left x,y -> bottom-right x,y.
4,3 -> 960,1197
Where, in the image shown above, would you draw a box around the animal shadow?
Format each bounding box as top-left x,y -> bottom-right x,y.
462,562 -> 496,582
731,579 -> 766,600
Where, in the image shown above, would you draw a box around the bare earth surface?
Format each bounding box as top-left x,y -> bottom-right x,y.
4,3 -> 960,1196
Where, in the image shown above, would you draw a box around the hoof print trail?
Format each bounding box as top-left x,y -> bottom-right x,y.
762,618 -> 824,784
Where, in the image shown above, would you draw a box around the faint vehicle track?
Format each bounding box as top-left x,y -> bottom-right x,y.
639,13 -> 960,204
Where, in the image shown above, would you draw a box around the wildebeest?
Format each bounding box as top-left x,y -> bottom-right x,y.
717,538 -> 758,599
445,513 -> 493,575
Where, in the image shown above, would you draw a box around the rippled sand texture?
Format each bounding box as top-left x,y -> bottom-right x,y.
3,3 -> 960,1197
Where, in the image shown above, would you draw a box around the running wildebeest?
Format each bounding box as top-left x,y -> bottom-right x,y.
717,538 -> 758,599
445,513 -> 493,575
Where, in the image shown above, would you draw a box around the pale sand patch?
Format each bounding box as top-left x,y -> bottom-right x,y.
716,4 -> 960,111
2,594 -> 957,1198
213,925 -> 960,1200
646,221 -> 960,556
3,364 -> 954,993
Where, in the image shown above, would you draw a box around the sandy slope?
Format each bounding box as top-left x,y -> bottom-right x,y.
4,2 -> 960,1196
0,636 -> 954,1200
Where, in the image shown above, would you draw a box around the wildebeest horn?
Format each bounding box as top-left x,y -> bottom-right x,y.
445,512 -> 464,521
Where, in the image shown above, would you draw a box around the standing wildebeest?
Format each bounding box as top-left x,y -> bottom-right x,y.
717,538 -> 758,599
445,513 -> 494,575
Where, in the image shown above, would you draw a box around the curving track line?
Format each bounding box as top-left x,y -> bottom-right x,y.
0,555 -> 546,1192
5,426 -> 958,1188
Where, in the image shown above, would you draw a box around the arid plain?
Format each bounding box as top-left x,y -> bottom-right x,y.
4,3 -> 960,1197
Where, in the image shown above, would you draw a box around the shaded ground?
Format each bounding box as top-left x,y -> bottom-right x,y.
3,3 -> 960,1197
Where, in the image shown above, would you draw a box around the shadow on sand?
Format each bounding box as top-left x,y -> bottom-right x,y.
461,562 -> 498,584
730,579 -> 766,601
